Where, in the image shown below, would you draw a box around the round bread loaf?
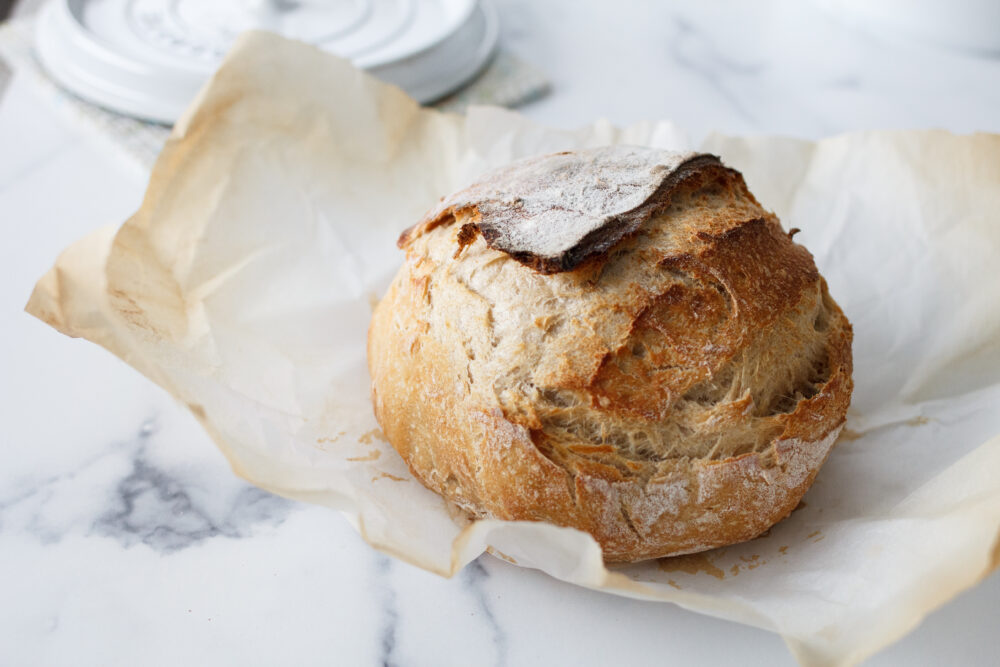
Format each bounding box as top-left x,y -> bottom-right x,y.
368,146 -> 853,562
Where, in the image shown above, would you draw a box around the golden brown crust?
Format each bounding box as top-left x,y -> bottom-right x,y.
369,147 -> 853,562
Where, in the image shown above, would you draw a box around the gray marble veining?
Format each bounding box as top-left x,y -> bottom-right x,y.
669,15 -> 762,124
1,417 -> 294,553
374,554 -> 401,667
96,462 -> 292,553
462,558 -> 508,667
96,420 -> 293,553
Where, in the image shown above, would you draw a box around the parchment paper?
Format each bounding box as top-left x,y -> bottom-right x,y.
26,32 -> 1000,666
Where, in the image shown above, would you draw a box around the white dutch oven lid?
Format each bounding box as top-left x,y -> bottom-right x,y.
35,0 -> 498,123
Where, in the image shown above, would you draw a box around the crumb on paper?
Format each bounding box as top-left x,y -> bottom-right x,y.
359,429 -> 388,445
372,472 -> 408,482
907,416 -> 931,427
318,431 -> 347,444
838,428 -> 863,442
727,554 -> 768,578
347,450 -> 382,462
486,546 -> 518,565
657,552 -> 726,580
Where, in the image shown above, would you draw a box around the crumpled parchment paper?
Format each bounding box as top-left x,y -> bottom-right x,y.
26,32 -> 1000,667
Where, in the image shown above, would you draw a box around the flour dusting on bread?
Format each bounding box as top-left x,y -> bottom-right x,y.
400,147 -> 723,273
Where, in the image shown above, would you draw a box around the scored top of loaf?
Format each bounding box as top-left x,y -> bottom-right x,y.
399,146 -> 725,273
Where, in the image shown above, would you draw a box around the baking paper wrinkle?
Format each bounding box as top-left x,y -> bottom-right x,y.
25,32 -> 1000,667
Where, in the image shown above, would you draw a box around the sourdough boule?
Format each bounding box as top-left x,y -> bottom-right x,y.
368,146 -> 853,562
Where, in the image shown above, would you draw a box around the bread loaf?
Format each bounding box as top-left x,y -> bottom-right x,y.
368,146 -> 853,562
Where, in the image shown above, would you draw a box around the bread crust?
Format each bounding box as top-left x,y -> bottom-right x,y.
399,148 -> 722,274
369,147 -> 853,562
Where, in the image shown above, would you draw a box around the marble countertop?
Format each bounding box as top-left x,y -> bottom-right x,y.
2,1 -> 999,665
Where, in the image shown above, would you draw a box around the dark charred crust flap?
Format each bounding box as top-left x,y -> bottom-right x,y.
400,147 -> 730,273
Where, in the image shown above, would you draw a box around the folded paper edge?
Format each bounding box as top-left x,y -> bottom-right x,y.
783,524 -> 1000,667
781,433 -> 1000,667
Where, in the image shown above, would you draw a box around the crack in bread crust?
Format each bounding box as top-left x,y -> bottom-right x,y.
369,149 -> 853,562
